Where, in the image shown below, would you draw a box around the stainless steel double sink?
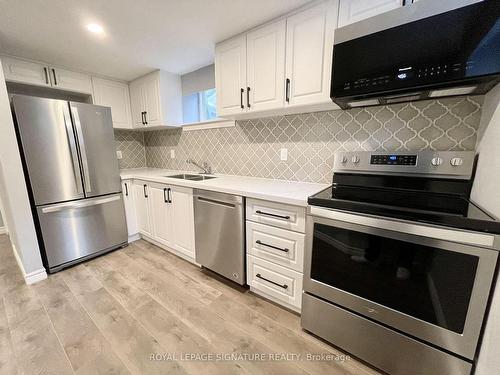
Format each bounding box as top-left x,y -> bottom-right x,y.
165,174 -> 217,181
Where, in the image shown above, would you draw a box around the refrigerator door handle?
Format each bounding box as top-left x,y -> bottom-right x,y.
41,194 -> 121,213
70,105 -> 92,193
62,105 -> 83,195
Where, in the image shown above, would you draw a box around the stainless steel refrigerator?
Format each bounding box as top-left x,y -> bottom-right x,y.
12,95 -> 127,273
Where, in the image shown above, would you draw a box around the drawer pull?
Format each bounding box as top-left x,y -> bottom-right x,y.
256,273 -> 288,289
256,240 -> 289,253
255,210 -> 290,220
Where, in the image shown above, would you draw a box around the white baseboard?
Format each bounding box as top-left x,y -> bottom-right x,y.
11,242 -> 47,285
128,233 -> 140,243
24,268 -> 48,284
0,226 -> 7,235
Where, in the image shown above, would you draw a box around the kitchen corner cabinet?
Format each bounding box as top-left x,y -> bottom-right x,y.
338,0 -> 403,27
215,0 -> 339,118
132,181 -> 195,260
1,56 -> 93,94
92,77 -> 134,129
122,180 -> 138,238
129,70 -> 183,128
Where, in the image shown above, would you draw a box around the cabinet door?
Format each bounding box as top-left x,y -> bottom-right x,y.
246,19 -> 286,112
170,186 -> 195,258
50,67 -> 93,94
92,77 -> 133,129
338,0 -> 402,27
133,182 -> 152,236
150,185 -> 174,248
215,35 -> 247,116
1,56 -> 50,86
129,79 -> 145,128
143,73 -> 162,126
122,180 -> 138,237
285,0 -> 339,107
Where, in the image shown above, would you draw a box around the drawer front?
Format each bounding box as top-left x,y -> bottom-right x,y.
246,198 -> 306,233
246,221 -> 304,272
247,255 -> 303,309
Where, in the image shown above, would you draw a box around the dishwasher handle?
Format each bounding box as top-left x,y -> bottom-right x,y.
196,196 -> 238,209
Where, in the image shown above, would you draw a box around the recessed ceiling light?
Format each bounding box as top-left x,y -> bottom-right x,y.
86,23 -> 104,34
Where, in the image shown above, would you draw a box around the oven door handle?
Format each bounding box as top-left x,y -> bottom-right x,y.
308,206 -> 495,248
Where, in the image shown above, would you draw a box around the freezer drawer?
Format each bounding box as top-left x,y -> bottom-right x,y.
37,194 -> 127,272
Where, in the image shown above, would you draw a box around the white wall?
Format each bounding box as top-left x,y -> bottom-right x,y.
473,83 -> 500,375
0,59 -> 46,282
181,64 -> 215,96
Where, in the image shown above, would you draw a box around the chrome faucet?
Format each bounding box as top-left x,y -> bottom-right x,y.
186,158 -> 212,174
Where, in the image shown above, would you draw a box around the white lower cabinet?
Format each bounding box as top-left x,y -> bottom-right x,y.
131,180 -> 195,261
246,198 -> 307,312
122,180 -> 138,239
133,181 -> 153,237
169,186 -> 195,258
150,184 -> 175,248
247,255 -> 303,310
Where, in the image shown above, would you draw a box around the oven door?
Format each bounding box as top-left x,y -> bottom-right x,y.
304,206 -> 499,360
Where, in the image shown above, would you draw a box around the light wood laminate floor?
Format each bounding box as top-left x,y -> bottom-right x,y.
0,234 -> 382,375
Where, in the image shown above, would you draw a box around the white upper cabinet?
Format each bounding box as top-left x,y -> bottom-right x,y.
338,0 -> 403,27
215,35 -> 247,116
1,56 -> 50,87
246,20 -> 286,112
215,0 -> 339,118
49,67 -> 93,94
285,0 -> 338,107
92,77 -> 133,129
129,70 -> 182,128
1,56 -> 93,94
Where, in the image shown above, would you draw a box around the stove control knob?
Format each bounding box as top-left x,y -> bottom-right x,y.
431,157 -> 443,166
450,157 -> 464,166
340,156 -> 348,164
351,155 -> 360,164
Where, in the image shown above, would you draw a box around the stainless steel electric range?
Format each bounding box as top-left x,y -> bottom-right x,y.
302,151 -> 500,375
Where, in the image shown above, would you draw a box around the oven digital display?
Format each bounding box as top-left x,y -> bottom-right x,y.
371,155 -> 417,165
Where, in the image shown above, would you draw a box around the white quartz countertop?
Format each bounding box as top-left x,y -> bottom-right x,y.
120,168 -> 328,206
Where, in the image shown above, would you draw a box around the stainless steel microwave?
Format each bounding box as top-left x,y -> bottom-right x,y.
331,0 -> 500,109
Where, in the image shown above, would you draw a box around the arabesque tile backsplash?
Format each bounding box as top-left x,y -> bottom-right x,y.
114,96 -> 483,184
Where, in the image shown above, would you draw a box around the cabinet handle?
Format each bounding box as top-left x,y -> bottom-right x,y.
51,68 -> 57,85
255,210 -> 290,220
143,184 -> 148,198
124,183 -> 128,197
163,188 -> 168,203
144,111 -> 148,125
43,67 -> 49,84
285,78 -> 290,103
246,87 -> 251,108
256,273 -> 288,289
167,188 -> 172,203
240,88 -> 244,109
256,240 -> 289,253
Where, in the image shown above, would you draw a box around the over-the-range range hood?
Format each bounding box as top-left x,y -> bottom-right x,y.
331,0 -> 500,109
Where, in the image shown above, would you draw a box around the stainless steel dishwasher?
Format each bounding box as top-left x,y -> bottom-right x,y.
193,189 -> 245,285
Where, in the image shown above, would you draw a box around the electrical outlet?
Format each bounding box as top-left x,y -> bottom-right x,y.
116,150 -> 123,160
280,148 -> 288,161
170,149 -> 175,159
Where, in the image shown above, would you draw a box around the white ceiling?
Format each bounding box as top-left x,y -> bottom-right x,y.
0,0 -> 313,81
